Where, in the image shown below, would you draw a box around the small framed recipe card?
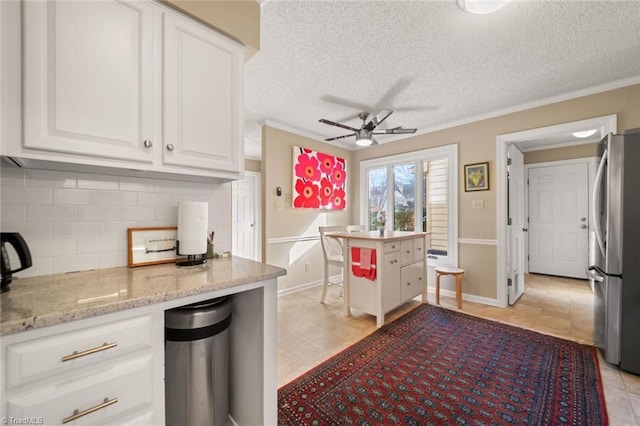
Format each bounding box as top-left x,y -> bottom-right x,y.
128,227 -> 179,267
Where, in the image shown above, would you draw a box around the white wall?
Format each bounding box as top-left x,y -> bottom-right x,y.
0,166 -> 231,278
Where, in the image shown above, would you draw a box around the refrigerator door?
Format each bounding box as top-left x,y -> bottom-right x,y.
604,134 -> 624,276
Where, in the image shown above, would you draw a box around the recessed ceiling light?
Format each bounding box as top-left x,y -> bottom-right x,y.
573,130 -> 598,138
457,0 -> 511,14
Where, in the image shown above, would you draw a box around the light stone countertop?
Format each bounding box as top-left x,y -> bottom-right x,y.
0,256 -> 286,336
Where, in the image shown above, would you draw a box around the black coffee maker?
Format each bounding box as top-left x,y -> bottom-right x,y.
1,232 -> 33,292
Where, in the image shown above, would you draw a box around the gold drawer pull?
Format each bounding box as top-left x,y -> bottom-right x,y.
63,397 -> 118,423
61,342 -> 117,362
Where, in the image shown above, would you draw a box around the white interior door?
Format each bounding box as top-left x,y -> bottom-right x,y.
528,162 -> 589,278
232,173 -> 259,260
507,145 -> 525,304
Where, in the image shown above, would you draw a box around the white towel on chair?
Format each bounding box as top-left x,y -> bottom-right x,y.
360,248 -> 372,270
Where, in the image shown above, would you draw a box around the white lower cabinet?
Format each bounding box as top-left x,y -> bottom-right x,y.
7,353 -> 153,424
348,235 -> 427,327
1,310 -> 163,425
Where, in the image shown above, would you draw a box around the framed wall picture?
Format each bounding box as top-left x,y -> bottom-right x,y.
292,146 -> 347,210
128,227 -> 179,267
464,162 -> 489,191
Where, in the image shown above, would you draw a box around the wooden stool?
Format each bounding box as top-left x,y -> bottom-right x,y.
435,266 -> 465,308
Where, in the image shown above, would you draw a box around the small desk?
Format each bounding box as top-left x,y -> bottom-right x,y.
328,230 -> 429,327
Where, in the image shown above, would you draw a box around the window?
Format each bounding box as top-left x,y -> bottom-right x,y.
360,144 -> 458,267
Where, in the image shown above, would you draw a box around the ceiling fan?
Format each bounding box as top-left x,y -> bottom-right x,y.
319,109 -> 417,146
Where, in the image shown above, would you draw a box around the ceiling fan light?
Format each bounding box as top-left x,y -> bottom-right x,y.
356,137 -> 372,147
572,129 -> 598,138
458,0 -> 511,14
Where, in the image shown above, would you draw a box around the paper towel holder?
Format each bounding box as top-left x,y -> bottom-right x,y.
175,241 -> 206,266
176,201 -> 208,267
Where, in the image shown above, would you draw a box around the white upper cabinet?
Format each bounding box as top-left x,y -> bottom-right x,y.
5,0 -> 244,180
23,0 -> 156,163
163,13 -> 243,172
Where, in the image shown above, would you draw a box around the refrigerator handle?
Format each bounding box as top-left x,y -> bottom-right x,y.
586,265 -> 605,282
592,149 -> 607,258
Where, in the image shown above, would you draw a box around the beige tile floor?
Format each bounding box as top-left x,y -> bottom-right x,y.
277,273 -> 640,425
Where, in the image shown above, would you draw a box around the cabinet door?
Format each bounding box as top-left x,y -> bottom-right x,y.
381,251 -> 401,312
163,13 -> 243,173
400,240 -> 414,266
23,0 -> 155,163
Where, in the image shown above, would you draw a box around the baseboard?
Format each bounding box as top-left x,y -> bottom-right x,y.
277,275 -> 341,297
428,287 -> 499,307
277,277 -> 499,307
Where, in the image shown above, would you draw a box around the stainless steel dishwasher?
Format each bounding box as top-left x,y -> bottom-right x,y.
165,296 -> 232,426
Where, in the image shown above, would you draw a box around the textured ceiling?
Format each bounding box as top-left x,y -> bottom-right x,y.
243,0 -> 640,159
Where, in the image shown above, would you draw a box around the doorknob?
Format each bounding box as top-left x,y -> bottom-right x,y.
580,224 -> 587,229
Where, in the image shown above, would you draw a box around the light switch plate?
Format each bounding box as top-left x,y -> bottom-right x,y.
472,200 -> 484,209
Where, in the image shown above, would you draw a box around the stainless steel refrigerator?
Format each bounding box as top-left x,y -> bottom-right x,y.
588,128 -> 640,375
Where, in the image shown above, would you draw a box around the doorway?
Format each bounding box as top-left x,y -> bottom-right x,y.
232,171 -> 261,261
496,114 -> 617,308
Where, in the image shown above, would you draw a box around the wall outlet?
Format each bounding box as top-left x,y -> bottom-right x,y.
276,201 -> 284,212
305,262 -> 310,272
472,199 -> 484,209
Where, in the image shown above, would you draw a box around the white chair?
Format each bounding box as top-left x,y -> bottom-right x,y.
345,225 -> 366,232
319,226 -> 345,304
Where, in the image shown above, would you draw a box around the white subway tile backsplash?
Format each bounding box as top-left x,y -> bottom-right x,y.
100,221 -> 138,237
52,254 -> 100,274
26,169 -> 77,188
98,251 -> 128,269
1,166 -> 232,278
2,222 -> 52,240
29,239 -> 76,258
155,206 -> 178,221
27,205 -> 77,222
77,237 -> 126,254
53,222 -> 100,238
77,173 -> 119,190
17,257 -> 52,278
2,185 -> 52,204
0,167 -> 25,186
53,188 -> 100,205
77,206 -> 119,221
119,206 -> 155,221
158,179 -> 212,194
119,176 -> 155,192
1,205 -> 26,222
100,190 -> 138,206
138,192 -> 173,206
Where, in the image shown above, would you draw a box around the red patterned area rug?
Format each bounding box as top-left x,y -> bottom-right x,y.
278,304 -> 608,425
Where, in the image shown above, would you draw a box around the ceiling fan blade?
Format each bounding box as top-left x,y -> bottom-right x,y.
363,109 -> 393,131
373,127 -> 417,135
324,133 -> 355,142
319,118 -> 359,132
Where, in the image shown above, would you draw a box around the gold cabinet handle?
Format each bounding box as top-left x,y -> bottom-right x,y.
61,342 -> 117,362
63,397 -> 118,423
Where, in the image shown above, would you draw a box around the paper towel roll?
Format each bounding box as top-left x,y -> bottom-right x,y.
177,201 -> 208,255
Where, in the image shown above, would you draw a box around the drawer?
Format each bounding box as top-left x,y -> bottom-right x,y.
7,352 -> 153,425
400,240 -> 414,265
6,314 -> 152,389
383,241 -> 400,253
413,237 -> 424,262
401,262 -> 425,301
